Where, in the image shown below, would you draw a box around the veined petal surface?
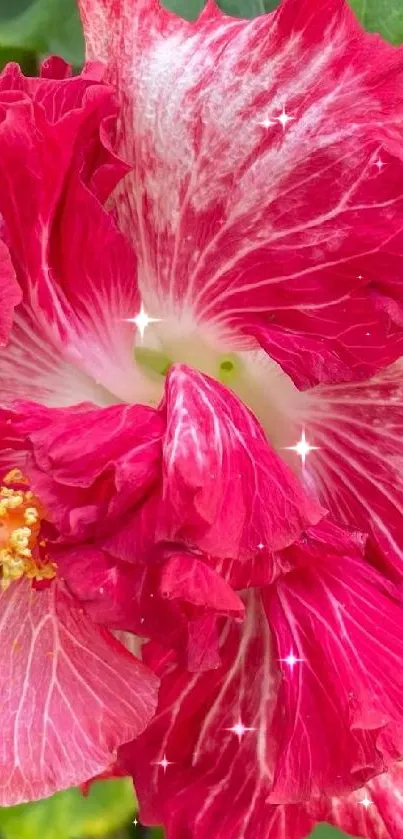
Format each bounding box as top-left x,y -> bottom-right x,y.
0,240 -> 21,346
116,530 -> 403,837
0,578 -> 158,805
160,365 -> 323,561
0,60 -> 154,407
309,762 -> 403,839
80,0 -> 403,386
300,360 -> 403,580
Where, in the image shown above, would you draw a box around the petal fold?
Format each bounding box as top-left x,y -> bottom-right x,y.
3,400 -> 164,542
115,527 -> 403,837
0,578 -> 158,805
302,360 -> 403,580
318,763 -> 403,839
0,61 -> 152,406
160,365 -> 323,562
4,368 -> 323,582
0,238 -> 21,346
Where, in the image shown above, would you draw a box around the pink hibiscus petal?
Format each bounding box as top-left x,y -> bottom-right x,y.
160,553 -> 244,617
3,400 -> 164,541
0,62 -> 155,407
0,238 -> 21,346
115,526 -> 403,836
39,56 -> 73,81
80,0 -> 403,386
0,578 -> 158,806
4,370 -> 322,580
265,549 -> 403,802
57,544 -> 188,653
118,594 -> 284,836
57,543 -> 243,670
300,360 -> 403,580
313,763 -> 403,839
54,545 -> 144,632
186,614 -> 222,674
2,404 -> 245,668
160,365 -> 324,562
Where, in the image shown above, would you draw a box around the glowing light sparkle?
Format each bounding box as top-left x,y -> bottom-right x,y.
359,796 -> 373,809
279,652 -> 305,670
226,719 -> 256,741
154,754 -> 174,773
260,105 -> 294,132
374,157 -> 386,172
275,104 -> 295,131
285,429 -> 319,466
260,117 -> 275,129
126,303 -> 162,341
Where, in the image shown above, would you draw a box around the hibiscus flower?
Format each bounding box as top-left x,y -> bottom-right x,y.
0,57 -> 161,806
2,0 -> 403,837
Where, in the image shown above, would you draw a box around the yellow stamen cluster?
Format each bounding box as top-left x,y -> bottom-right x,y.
0,470 -> 56,590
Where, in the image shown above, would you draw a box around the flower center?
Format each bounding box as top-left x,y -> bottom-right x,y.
134,319 -> 303,452
0,470 -> 56,590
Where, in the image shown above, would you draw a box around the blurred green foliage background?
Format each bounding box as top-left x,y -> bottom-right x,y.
1,0 -> 400,835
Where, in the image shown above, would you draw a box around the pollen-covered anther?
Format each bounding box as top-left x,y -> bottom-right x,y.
24,507 -> 40,526
3,468 -> 27,486
0,471 -> 56,590
9,526 -> 32,555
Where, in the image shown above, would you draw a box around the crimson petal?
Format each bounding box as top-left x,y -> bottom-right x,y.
3,399 -> 164,542
302,360 -> 403,580
160,365 -> 323,561
310,762 -> 403,839
117,525 -> 403,836
0,62 -> 153,406
0,239 -> 21,346
265,549 -> 403,802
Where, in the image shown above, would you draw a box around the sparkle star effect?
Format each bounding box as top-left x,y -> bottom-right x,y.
132,818 -> 139,827
275,105 -> 295,131
154,754 -> 174,773
374,157 -> 386,172
260,116 -> 275,129
284,429 -> 319,467
359,796 -> 373,809
225,719 -> 256,742
279,652 -> 305,670
125,303 -> 162,342
260,105 -> 295,132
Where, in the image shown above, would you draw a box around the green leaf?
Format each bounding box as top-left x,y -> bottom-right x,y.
162,0 -> 205,20
311,826 -> 353,838
144,823 -> 353,838
149,823 -> 352,838
162,0 -> 280,20
220,0 -> 280,15
0,779 -> 136,839
348,0 -> 403,45
0,0 -> 84,66
0,0 -> 33,20
0,45 -> 37,73
219,0 -> 266,16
